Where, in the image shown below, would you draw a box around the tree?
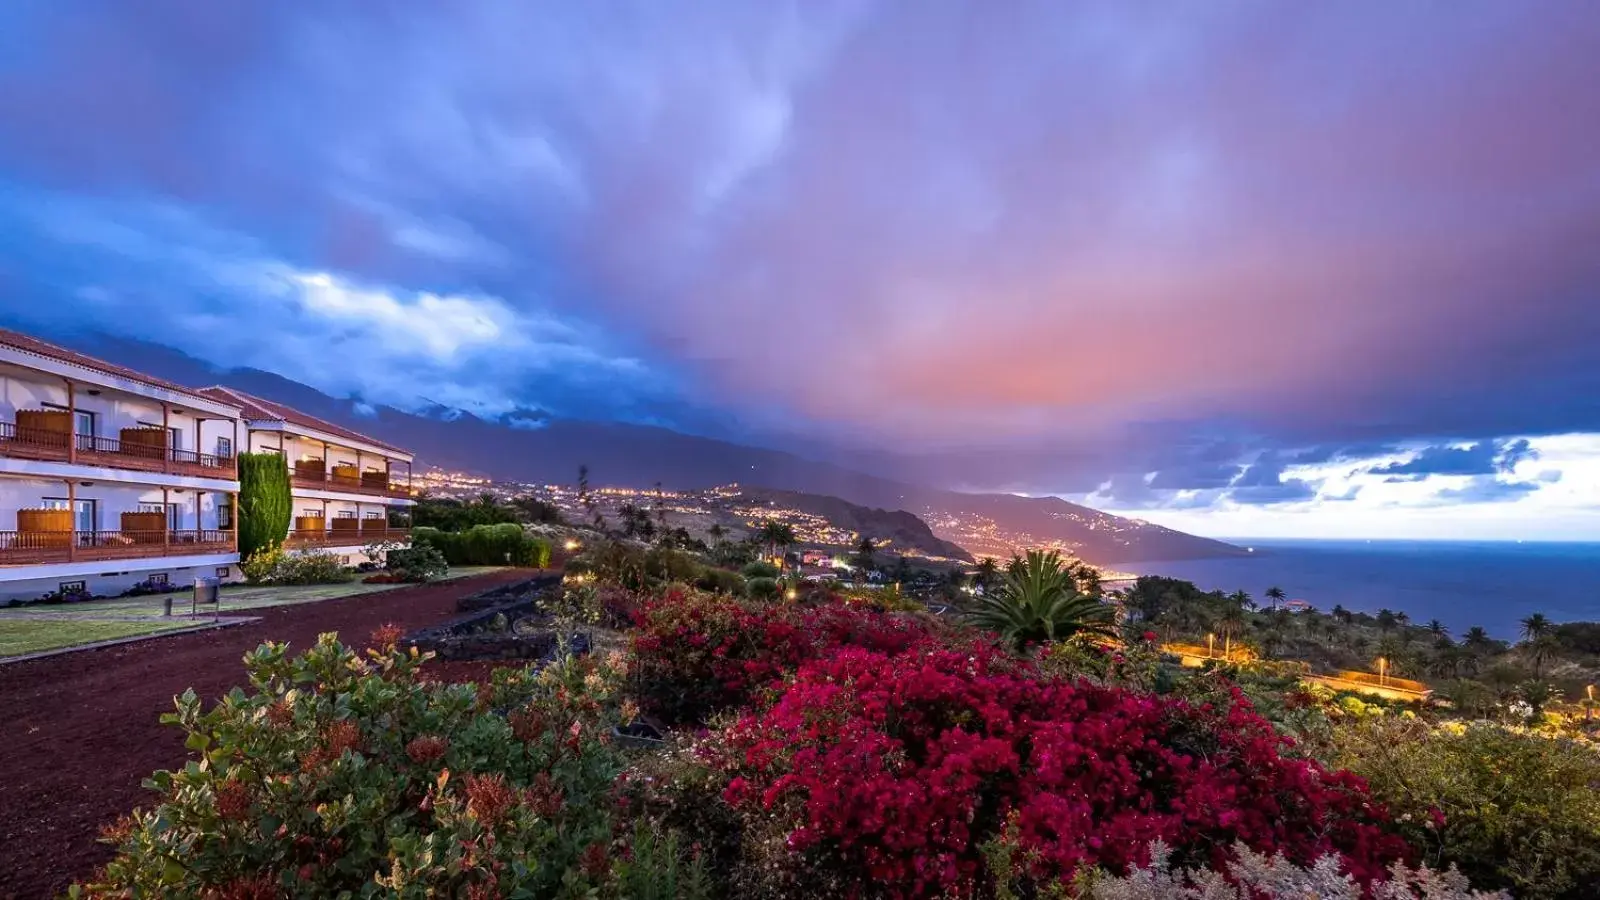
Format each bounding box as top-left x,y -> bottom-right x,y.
1520,612 -> 1552,643
1229,589 -> 1255,611
1526,635 -> 1560,679
891,555 -> 912,585
1463,626 -> 1494,652
1216,603 -> 1247,659
1264,586 -> 1286,610
853,536 -> 878,573
967,549 -> 1115,651
1331,604 -> 1352,624
708,523 -> 727,545
237,453 -> 292,560
756,520 -> 796,563
974,557 -> 1000,592
1425,619 -> 1450,640
1375,609 -> 1399,633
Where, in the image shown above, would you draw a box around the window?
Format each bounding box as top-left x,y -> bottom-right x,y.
336,510 -> 356,519
216,567 -> 231,578
365,511 -> 383,519
139,502 -> 181,530
218,498 -> 234,530
58,580 -> 87,594
147,573 -> 170,586
302,508 -> 322,517
43,402 -> 96,447
215,436 -> 233,458
138,422 -> 182,451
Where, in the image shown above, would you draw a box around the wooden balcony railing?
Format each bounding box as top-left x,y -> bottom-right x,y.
0,529 -> 234,565
0,421 -> 236,479
284,527 -> 412,549
289,468 -> 411,499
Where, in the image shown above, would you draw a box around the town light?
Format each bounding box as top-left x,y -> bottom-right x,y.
564,539 -> 580,551
785,589 -> 798,601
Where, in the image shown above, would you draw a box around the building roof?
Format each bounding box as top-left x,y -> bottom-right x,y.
197,386 -> 411,457
0,327 -> 242,410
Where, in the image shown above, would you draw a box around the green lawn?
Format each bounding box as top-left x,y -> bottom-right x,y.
0,618 -> 200,658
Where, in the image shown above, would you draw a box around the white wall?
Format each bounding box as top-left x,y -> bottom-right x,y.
0,560 -> 240,604
245,429 -> 407,478
0,476 -> 231,531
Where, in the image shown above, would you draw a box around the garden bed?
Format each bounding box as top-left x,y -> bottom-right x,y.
404,572 -> 584,661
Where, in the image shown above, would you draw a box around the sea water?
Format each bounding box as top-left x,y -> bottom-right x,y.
1123,539 -> 1600,640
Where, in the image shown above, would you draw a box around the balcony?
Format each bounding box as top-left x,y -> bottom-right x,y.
289,461 -> 410,499
0,529 -> 234,566
284,526 -> 412,550
0,420 -> 236,480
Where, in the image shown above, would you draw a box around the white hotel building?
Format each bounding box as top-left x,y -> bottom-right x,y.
0,329 -> 416,603
197,387 -> 414,563
0,329 -> 243,602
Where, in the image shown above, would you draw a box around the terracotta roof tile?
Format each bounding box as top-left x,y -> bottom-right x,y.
197,386 -> 411,457
0,327 -> 242,410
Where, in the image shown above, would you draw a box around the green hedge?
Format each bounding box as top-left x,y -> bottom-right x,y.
238,453 -> 292,560
413,523 -> 551,568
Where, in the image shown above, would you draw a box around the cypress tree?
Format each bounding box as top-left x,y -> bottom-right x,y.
238,452 -> 292,560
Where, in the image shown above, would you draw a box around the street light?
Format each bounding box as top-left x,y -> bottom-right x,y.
564,539 -> 580,552
1206,632 -> 1216,659
1377,657 -> 1388,686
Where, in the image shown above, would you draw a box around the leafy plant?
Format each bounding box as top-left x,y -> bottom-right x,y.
73,634 -> 631,899
384,544 -> 449,582
1328,717 -> 1600,899
968,549 -> 1116,650
414,523 -> 551,567
744,576 -> 780,600
241,547 -> 352,585
237,452 -> 292,560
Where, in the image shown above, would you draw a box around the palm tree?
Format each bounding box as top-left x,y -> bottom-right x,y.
1229,589 -> 1255,611
1264,586 -> 1286,610
1425,619 -> 1449,640
756,520 -> 796,564
1526,635 -> 1560,678
973,557 -> 1000,592
707,523 -> 727,545
1216,604 -> 1247,659
1520,613 -> 1552,643
967,550 -> 1115,651
1463,626 -> 1493,652
854,536 -> 878,573
1331,604 -> 1352,624
1375,609 -> 1398,633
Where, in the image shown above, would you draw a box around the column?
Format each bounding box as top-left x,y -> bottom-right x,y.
65,380 -> 76,464
66,478 -> 77,562
162,487 -> 170,553
160,402 -> 172,474
229,491 -> 239,553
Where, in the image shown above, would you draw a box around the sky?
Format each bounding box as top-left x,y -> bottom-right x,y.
0,1 -> 1598,540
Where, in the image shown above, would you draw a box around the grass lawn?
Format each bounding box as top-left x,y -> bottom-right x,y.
0,567 -> 511,622
0,618 -> 200,658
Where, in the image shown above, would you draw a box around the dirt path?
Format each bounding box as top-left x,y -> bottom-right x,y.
0,569 -> 532,900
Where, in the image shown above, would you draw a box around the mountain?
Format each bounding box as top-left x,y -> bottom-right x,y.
60,332 -> 1245,566
735,488 -> 973,562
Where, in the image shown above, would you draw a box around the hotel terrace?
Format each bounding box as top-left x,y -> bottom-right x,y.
197,387 -> 414,562
0,328 -> 242,601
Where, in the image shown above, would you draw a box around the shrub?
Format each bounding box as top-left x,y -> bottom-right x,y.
385,544 -> 450,583
75,634 -> 632,898
242,547 -> 352,586
694,566 -> 746,596
968,549 -> 1115,650
1328,718 -> 1600,899
628,591 -> 937,725
715,645 -> 1409,898
744,576 -> 780,600
415,523 -> 553,568
741,560 -> 780,580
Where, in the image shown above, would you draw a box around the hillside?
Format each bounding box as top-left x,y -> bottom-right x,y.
734,488 -> 972,562
62,332 -> 1245,566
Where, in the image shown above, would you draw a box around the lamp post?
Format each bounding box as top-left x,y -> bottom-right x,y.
1206,632 -> 1216,659
1588,684 -> 1595,721
1377,656 -> 1388,686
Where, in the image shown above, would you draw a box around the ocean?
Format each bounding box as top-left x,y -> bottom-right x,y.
1122,539 -> 1600,640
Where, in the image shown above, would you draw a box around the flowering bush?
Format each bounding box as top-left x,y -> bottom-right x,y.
628,590 -> 940,724
715,645 -> 1409,898
1328,717 -> 1600,899
72,632 -> 638,898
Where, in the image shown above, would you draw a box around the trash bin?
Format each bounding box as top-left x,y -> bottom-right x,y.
192,576 -> 219,605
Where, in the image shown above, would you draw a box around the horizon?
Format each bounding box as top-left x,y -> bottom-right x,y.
3,3 -> 1599,540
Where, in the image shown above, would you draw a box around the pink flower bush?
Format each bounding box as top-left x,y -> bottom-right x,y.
629,590 -> 938,724
717,645 -> 1409,897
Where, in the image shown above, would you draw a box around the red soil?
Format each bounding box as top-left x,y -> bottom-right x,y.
0,570 -> 532,900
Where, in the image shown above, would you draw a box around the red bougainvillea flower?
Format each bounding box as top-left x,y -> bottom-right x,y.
405,735 -> 449,765
1142,630 -> 1158,643
464,773 -> 516,824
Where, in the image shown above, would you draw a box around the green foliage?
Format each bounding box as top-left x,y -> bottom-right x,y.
694,566 -> 746,595
610,820 -> 713,900
75,635 -> 633,898
237,452 -> 291,560
744,576 -> 780,600
968,550 -> 1116,650
384,544 -> 449,583
414,523 -> 551,567
1329,718 -> 1600,899
740,560 -> 780,579
411,493 -> 519,531
241,547 -> 353,586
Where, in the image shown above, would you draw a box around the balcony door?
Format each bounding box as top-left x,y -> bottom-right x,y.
41,403 -> 95,449
139,502 -> 181,531
42,497 -> 96,535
